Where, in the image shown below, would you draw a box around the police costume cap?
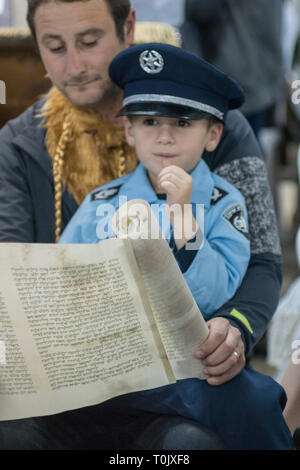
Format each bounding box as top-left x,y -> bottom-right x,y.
109,43 -> 245,121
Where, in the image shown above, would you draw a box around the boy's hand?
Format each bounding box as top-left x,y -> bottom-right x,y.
157,165 -> 193,208
157,164 -> 198,250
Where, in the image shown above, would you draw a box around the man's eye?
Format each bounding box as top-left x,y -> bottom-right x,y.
49,45 -> 65,53
177,119 -> 190,127
82,40 -> 98,48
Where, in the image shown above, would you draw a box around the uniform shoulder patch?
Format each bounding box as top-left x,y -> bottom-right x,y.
91,185 -> 121,201
222,204 -> 249,238
210,186 -> 228,205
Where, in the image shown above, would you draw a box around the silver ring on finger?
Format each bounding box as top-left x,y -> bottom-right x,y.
233,351 -> 239,360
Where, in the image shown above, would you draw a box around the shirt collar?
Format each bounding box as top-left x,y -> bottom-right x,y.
119,163 -> 159,203
190,159 -> 214,207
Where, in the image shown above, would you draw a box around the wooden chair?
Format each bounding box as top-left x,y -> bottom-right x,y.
0,27 -> 50,128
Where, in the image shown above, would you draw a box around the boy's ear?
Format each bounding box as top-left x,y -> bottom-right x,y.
123,117 -> 136,147
205,122 -> 224,152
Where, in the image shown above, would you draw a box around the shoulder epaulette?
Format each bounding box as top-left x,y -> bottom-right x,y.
210,186 -> 228,205
91,185 -> 121,201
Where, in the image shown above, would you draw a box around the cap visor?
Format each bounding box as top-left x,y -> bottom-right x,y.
117,102 -> 215,120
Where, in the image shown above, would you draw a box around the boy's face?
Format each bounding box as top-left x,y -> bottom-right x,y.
124,115 -> 223,186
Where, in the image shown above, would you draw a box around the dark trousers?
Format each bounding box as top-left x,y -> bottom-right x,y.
0,406 -> 225,450
121,366 -> 294,450
0,367 -> 293,450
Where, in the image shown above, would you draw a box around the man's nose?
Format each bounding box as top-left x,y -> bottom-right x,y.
157,125 -> 175,144
65,47 -> 86,77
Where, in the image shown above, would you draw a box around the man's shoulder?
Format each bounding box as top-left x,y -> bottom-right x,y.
0,99 -> 45,141
203,109 -> 263,171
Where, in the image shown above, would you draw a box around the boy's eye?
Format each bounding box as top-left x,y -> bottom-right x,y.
176,119 -> 190,127
143,118 -> 157,126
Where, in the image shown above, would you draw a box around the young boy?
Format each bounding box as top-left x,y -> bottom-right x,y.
60,44 -> 293,449
60,43 -> 250,317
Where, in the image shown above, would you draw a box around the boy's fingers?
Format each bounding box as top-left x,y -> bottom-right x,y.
159,171 -> 192,187
159,165 -> 189,178
159,180 -> 177,193
159,173 -> 182,187
160,180 -> 175,188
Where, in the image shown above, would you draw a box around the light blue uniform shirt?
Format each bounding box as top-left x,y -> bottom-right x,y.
60,159 -> 250,318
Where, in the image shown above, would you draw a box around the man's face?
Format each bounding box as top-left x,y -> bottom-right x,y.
35,0 -> 135,107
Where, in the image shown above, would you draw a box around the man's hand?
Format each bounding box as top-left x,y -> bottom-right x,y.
194,317 -> 246,385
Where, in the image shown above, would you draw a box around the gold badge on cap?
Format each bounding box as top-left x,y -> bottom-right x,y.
139,50 -> 164,74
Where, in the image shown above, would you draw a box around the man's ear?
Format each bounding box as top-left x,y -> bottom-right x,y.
123,8 -> 136,46
205,122 -> 223,152
123,117 -> 135,147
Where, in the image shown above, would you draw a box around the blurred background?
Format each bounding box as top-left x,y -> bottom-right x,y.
0,0 -> 27,27
1,0 -> 300,376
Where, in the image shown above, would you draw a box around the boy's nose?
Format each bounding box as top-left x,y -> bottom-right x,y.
157,125 -> 175,144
